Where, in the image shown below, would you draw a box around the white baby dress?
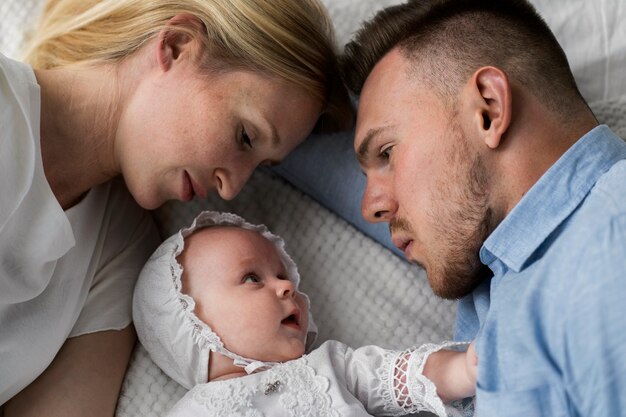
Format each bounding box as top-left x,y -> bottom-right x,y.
167,340 -> 472,417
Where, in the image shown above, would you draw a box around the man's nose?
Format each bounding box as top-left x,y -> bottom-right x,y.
361,175 -> 397,223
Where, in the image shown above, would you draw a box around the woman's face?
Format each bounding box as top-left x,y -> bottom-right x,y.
116,61 -> 321,209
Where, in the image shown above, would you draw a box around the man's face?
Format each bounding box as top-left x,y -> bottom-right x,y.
354,49 -> 492,299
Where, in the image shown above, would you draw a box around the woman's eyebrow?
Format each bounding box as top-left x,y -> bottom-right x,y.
254,117 -> 281,149
269,123 -> 281,149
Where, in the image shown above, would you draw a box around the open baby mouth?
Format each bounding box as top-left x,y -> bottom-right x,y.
281,313 -> 300,329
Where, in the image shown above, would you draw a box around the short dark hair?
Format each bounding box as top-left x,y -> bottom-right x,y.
342,0 -> 586,117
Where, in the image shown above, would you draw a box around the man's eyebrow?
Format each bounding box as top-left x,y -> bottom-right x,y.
356,126 -> 391,165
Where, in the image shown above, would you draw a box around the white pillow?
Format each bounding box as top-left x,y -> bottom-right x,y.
0,0 -> 44,60
532,0 -> 626,103
321,0 -> 626,103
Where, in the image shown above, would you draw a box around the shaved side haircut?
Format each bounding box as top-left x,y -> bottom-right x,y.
342,0 -> 588,119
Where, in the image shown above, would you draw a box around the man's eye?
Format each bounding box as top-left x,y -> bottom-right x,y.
243,274 -> 260,283
380,145 -> 393,160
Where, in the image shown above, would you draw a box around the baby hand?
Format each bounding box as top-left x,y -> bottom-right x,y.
464,341 -> 478,387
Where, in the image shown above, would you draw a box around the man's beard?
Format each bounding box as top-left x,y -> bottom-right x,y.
392,123 -> 495,300
430,121 -> 496,299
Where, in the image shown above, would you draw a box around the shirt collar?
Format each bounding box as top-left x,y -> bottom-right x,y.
481,125 -> 626,273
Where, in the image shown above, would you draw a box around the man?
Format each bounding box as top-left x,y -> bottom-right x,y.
342,0 -> 626,415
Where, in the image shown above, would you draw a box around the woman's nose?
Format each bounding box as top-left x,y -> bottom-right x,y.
361,174 -> 398,223
214,166 -> 255,201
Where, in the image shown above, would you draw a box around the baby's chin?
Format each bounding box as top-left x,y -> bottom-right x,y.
208,342 -> 305,382
255,341 -> 306,363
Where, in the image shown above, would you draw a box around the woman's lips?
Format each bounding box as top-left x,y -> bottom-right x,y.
181,171 -> 194,201
189,175 -> 207,199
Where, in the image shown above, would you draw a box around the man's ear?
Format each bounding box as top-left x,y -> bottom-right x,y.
156,13 -> 206,71
465,66 -> 512,149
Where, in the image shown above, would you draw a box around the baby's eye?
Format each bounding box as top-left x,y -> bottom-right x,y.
243,274 -> 260,283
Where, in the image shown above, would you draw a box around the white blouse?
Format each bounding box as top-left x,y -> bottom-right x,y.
0,53 -> 160,404
166,340 -> 474,417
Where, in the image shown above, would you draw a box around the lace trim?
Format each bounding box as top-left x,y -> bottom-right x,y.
168,237 -> 225,351
193,383 -> 264,416
378,342 -> 469,417
266,358 -> 339,417
376,348 -> 413,416
191,357 -> 338,417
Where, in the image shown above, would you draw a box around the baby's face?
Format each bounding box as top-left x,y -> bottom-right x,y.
178,226 -> 309,363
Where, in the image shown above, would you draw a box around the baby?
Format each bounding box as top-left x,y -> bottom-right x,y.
133,211 -> 475,417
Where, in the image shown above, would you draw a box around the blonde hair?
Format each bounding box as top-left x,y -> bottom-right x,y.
25,0 -> 352,130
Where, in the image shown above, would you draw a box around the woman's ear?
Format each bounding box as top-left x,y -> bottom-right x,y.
465,66 -> 512,149
156,13 -> 205,71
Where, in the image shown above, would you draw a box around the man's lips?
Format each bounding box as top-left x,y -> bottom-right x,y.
391,236 -> 414,259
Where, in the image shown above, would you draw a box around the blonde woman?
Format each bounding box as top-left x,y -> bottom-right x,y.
0,0 -> 351,415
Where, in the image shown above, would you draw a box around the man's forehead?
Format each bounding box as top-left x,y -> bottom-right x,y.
355,51 -> 412,147
361,49 -> 412,101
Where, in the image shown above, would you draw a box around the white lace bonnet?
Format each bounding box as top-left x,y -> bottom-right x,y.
133,211 -> 318,390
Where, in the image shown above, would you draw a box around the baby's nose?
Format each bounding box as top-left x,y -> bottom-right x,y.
276,279 -> 295,298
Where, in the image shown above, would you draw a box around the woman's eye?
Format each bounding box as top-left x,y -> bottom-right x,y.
243,274 -> 260,283
241,128 -> 252,149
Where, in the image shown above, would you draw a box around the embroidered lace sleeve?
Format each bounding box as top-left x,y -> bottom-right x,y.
377,341 -> 469,417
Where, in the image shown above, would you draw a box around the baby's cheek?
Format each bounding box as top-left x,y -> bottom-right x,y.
296,296 -> 310,327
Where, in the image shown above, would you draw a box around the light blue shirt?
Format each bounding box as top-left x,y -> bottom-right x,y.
455,125 -> 626,416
